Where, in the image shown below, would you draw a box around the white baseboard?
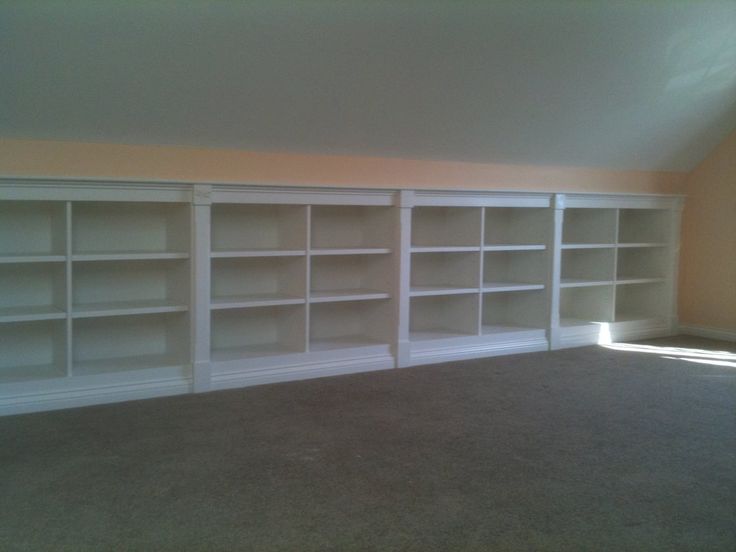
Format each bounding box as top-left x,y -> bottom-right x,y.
0,379 -> 192,417
678,324 -> 736,342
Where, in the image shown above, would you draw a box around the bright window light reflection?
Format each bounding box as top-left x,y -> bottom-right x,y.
601,342 -> 736,369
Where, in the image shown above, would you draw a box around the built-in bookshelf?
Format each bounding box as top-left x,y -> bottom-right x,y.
555,200 -> 677,348
0,183 -> 681,415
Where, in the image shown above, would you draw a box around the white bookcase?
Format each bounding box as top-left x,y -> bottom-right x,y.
552,196 -> 680,349
399,193 -> 553,367
0,181 -> 682,415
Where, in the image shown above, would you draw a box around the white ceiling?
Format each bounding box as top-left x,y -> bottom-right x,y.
2,1 -> 736,171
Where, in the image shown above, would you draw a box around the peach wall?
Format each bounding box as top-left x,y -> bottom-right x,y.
0,139 -> 686,194
679,129 -> 736,333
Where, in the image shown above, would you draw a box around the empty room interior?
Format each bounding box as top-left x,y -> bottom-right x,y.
1,1 -> 736,550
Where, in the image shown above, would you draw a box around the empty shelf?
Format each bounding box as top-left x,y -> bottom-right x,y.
410,285 -> 479,297
309,289 -> 390,303
616,277 -> 665,285
0,363 -> 66,383
482,244 -> 546,252
211,343 -> 303,362
482,282 -> 544,293
309,335 -> 387,351
617,243 -> 668,248
410,329 -> 477,341
210,249 -> 306,258
73,353 -> 186,376
0,255 -> 66,264
73,252 -> 189,261
0,306 -> 66,323
72,300 -> 188,318
310,248 -> 391,256
211,294 -> 305,309
559,318 -> 609,328
411,246 -> 480,253
481,324 -> 544,335
560,278 -> 613,288
561,244 -> 615,250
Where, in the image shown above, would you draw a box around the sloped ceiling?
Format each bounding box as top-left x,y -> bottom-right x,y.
2,1 -> 736,171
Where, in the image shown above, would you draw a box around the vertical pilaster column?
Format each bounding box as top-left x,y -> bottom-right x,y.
191,185 -> 212,392
668,198 -> 684,334
549,194 -> 565,350
395,190 -> 414,368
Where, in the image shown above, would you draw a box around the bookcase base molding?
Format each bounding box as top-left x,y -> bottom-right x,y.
0,180 -> 682,415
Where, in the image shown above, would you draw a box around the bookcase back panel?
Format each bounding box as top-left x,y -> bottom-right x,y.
411,207 -> 482,247
482,290 -> 547,329
484,250 -> 546,284
212,306 -> 305,352
618,209 -> 670,244
616,247 -> 667,280
73,203 -> 189,254
211,204 -> 307,251
560,286 -> 614,323
311,255 -> 391,293
311,206 -> 393,249
73,260 -> 189,306
0,321 -> 65,373
411,252 -> 480,289
310,300 -> 391,343
561,249 -> 615,281
615,282 -> 668,321
410,294 -> 479,336
563,208 -> 617,244
212,257 -> 305,298
0,201 -> 66,256
73,313 -> 187,363
484,208 -> 549,245
0,264 -> 66,310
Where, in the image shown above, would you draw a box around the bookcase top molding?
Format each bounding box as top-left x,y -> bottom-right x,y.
0,177 -> 683,208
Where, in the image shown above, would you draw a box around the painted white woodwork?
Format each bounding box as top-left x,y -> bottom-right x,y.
0,181 -> 682,414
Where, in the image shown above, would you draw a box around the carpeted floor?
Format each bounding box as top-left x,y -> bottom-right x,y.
1,336 -> 735,551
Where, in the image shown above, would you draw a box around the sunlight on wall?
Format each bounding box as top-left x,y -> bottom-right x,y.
596,322 -> 612,345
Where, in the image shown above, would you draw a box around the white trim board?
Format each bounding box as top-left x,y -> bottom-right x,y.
678,324 -> 736,343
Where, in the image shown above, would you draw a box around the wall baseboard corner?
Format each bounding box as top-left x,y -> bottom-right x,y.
678,324 -> 736,343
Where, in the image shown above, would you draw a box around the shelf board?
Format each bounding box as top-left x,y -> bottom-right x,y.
211,343 -> 303,362
309,335 -> 387,352
482,282 -> 545,293
309,289 -> 390,303
211,249 -> 306,258
310,247 -> 391,256
483,244 -> 546,251
410,329 -> 477,341
411,246 -> 480,253
561,243 -> 616,250
72,252 -> 189,261
72,300 -> 188,318
73,353 -> 186,376
0,305 -> 66,323
614,313 -> 666,323
410,285 -> 479,297
0,363 -> 66,384
559,318 -> 611,328
560,278 -> 613,288
615,277 -> 666,285
0,255 -> 66,264
211,293 -> 305,309
481,324 -> 545,335
617,242 -> 668,248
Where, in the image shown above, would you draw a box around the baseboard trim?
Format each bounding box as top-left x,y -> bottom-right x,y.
678,324 -> 736,343
0,379 -> 192,417
210,354 -> 396,391
408,339 -> 548,367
